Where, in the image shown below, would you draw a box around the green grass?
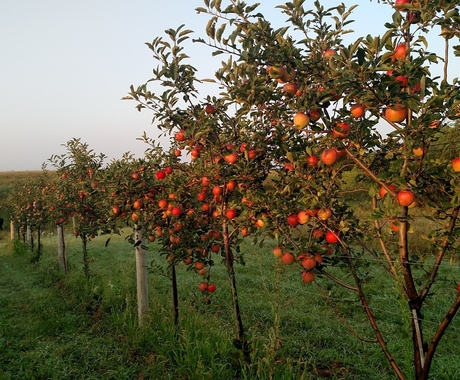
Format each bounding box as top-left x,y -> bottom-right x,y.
1,226 -> 460,379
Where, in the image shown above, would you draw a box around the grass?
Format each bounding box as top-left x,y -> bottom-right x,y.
1,224 -> 460,380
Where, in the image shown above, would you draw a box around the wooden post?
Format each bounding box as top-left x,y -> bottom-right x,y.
57,225 -> 67,273
26,224 -> 33,248
135,223 -> 149,325
10,220 -> 14,241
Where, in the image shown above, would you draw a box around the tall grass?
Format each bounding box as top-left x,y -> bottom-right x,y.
1,225 -> 460,379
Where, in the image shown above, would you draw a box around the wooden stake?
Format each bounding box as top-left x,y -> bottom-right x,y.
135,224 -> 149,325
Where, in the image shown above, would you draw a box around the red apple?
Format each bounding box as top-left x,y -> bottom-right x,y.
385,104 -> 408,123
306,155 -> 319,166
301,271 -> 316,283
267,65 -> 287,79
325,231 -> 340,244
395,75 -> 409,87
212,186 -> 223,196
282,83 -> 299,96
175,129 -> 186,142
300,255 -> 317,270
205,104 -> 215,114
201,176 -> 211,186
397,190 -> 415,207
279,67 -> 296,83
112,205 -> 121,216
309,109 -> 321,122
273,246 -> 283,257
284,163 -> 295,171
226,180 -> 237,191
171,206 -> 182,217
224,152 -> 238,164
452,157 -> 460,172
394,0 -> 410,10
156,171 -> 166,180
413,146 -> 428,157
392,44 -> 407,60
306,208 -> 319,218
323,49 -> 336,58
287,214 -> 299,227
297,210 -> 311,225
321,149 -> 338,166
317,208 -> 332,221
226,209 -> 237,219
332,122 -> 351,139
293,112 -> 310,129
379,184 -> 397,198
191,149 -> 201,159
281,252 -> 296,265
350,104 -> 365,118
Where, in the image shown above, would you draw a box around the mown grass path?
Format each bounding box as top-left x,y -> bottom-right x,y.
0,247 -> 140,380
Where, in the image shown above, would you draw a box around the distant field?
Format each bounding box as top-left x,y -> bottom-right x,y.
0,170 -> 56,186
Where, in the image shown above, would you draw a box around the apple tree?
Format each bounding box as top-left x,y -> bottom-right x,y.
48,138 -> 110,277
124,21 -> 288,361
192,0 -> 460,379
7,169 -> 54,261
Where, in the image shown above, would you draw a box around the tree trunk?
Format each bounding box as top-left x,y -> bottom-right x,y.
57,225 -> 67,273
222,219 -> 250,365
31,226 -> 42,263
135,224 -> 149,325
399,206 -> 425,378
82,235 -> 90,278
37,226 -> 42,259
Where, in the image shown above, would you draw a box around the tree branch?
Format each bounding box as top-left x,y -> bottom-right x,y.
317,268 -> 358,291
315,282 -> 378,343
422,294 -> 460,380
420,206 -> 460,302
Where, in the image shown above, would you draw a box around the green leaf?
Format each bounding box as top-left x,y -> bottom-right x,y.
179,29 -> 194,37
216,23 -> 226,43
206,17 -> 217,39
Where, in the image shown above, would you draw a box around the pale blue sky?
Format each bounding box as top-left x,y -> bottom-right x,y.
0,1 -> 452,171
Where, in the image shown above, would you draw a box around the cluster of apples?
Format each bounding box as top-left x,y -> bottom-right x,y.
273,204 -> 344,283
273,244 -> 334,283
286,207 -> 333,228
266,65 -> 301,96
199,282 -> 216,293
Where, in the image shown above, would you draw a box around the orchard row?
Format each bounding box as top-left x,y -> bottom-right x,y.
5,1 -> 460,378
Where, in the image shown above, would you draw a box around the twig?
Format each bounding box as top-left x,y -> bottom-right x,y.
317,268 -> 358,291
315,282 -> 378,343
